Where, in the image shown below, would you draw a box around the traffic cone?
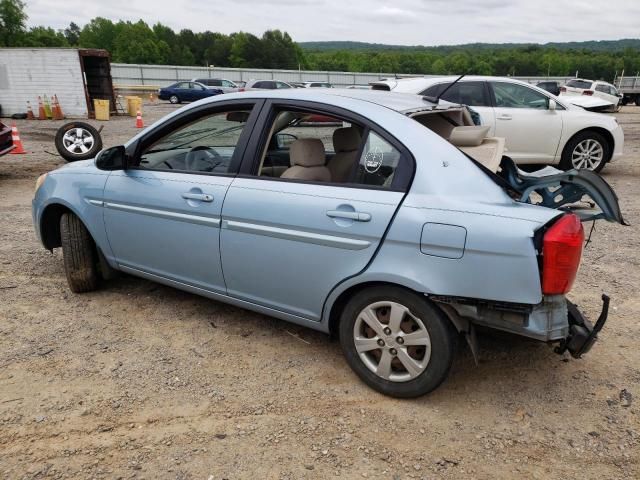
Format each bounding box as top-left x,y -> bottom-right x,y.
52,94 -> 64,120
135,110 -> 144,128
43,95 -> 52,119
37,96 -> 47,120
26,101 -> 35,120
10,123 -> 26,154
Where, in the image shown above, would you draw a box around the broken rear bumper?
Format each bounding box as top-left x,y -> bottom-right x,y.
554,294 -> 610,358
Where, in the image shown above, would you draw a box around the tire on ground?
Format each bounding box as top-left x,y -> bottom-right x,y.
339,286 -> 457,398
60,212 -> 99,293
559,130 -> 610,173
55,121 -> 103,162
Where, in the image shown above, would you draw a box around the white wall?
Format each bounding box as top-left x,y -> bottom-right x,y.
0,48 -> 88,117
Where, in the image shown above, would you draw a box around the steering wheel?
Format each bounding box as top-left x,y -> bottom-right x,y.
184,145 -> 223,172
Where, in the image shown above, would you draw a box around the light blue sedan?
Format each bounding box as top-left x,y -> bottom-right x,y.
32,89 -> 624,397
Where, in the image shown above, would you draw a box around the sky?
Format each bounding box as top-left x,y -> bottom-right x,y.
26,0 -> 640,46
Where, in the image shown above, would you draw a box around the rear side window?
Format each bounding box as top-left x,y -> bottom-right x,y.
254,81 -> 274,89
420,82 -> 488,107
566,79 -> 593,89
353,131 -> 404,188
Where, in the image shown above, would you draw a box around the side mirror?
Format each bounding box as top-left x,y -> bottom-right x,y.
96,145 -> 126,170
548,99 -> 557,111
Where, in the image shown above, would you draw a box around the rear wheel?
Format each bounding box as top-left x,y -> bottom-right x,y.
559,131 -> 609,173
339,286 -> 457,398
169,95 -> 180,104
60,213 -> 99,293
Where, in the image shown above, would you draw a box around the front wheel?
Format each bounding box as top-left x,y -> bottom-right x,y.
169,95 -> 180,104
339,286 -> 457,398
559,131 -> 610,173
60,213 -> 99,293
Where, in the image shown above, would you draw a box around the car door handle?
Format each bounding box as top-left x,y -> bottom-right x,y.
497,114 -> 512,120
326,210 -> 371,222
181,192 -> 214,202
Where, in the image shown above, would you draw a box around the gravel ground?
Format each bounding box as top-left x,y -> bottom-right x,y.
0,102 -> 639,479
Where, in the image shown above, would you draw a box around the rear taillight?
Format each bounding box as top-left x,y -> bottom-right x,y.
542,214 -> 584,295
582,90 -> 594,96
238,88 -> 245,92
560,86 -> 566,92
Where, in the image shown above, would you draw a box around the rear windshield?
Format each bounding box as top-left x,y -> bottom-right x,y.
566,79 -> 593,89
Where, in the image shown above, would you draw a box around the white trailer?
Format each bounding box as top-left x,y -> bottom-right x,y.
0,48 -> 116,118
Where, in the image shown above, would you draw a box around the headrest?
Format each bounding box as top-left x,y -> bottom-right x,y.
448,125 -> 490,147
333,127 -> 361,152
290,139 -> 326,167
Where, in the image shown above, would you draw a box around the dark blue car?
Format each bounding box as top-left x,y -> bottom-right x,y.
158,81 -> 223,104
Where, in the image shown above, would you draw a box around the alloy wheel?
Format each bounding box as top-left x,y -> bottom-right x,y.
571,139 -> 604,170
353,301 -> 431,382
62,128 -> 95,155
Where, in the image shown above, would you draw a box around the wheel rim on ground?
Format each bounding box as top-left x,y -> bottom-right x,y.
62,128 -> 95,155
571,138 -> 604,170
353,301 -> 431,382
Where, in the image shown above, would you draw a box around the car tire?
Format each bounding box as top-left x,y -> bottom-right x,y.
559,131 -> 610,173
60,212 -> 99,293
339,286 -> 457,398
55,122 -> 103,162
169,95 -> 180,104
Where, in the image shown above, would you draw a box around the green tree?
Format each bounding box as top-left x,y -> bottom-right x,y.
23,26 -> 68,47
0,0 -> 27,46
63,21 -> 81,46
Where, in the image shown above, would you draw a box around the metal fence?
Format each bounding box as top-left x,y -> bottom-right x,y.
111,63 -> 577,88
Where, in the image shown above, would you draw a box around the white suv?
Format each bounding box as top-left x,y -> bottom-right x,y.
371,76 -> 624,172
559,79 -> 622,113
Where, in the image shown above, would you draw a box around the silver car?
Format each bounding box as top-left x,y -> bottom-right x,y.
191,78 -> 239,94
32,89 -> 624,397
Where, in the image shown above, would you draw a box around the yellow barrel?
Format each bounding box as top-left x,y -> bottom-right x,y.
126,96 -> 142,117
93,99 -> 110,121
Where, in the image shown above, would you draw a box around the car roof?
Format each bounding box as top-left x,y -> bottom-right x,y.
225,88 -> 446,114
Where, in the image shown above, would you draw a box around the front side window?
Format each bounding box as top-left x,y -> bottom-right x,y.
491,82 -> 549,109
420,82 -> 488,107
138,108 -> 253,174
222,80 -> 235,87
276,82 -> 291,89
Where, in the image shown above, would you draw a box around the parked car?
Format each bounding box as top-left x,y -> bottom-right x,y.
244,79 -> 294,90
32,89 -> 624,398
370,76 -> 624,172
536,80 -> 561,96
158,81 -> 223,104
299,81 -> 333,88
0,120 -> 14,156
559,79 -> 622,113
191,78 -> 240,94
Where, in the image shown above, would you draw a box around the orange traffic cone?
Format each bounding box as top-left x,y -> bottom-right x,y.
26,101 -> 35,120
52,94 -> 64,120
10,123 -> 26,154
135,110 -> 144,128
37,96 -> 47,120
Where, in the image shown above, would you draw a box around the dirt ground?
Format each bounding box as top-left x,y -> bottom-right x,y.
1,102 -> 639,480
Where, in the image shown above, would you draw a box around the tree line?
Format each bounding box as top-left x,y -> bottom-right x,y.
0,0 -> 639,80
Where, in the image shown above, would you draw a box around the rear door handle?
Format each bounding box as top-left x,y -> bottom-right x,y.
326,210 -> 371,222
497,114 -> 512,120
181,192 -> 214,202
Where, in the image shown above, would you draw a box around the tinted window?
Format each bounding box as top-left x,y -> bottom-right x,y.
138,109 -> 253,174
254,81 -> 274,89
491,82 -> 549,109
420,82 -> 488,107
566,79 -> 593,89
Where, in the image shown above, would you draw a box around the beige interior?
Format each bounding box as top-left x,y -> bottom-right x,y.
448,126 -> 491,147
281,139 -> 331,182
459,137 -> 506,173
327,127 -> 361,183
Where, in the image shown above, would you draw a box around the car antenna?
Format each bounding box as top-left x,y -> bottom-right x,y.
423,73 -> 467,104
